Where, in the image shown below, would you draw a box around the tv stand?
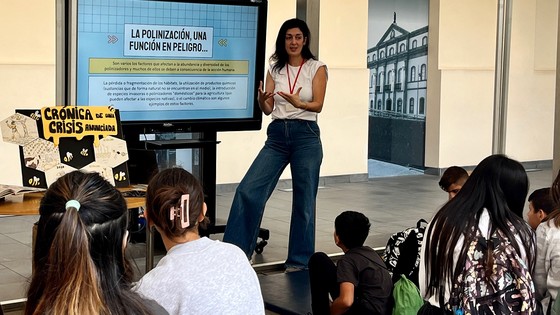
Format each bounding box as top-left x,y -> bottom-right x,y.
144,139 -> 220,149
126,130 -> 269,270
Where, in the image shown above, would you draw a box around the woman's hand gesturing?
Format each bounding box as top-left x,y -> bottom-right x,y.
258,81 -> 275,105
278,87 -> 307,110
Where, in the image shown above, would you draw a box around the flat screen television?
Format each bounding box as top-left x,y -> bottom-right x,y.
59,0 -> 267,136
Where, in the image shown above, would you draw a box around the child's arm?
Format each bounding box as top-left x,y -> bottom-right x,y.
330,282 -> 354,315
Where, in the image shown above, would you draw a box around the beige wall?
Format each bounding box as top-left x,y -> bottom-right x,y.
0,1 -> 56,185
0,0 -> 556,185
0,0 -> 370,186
507,0 -> 556,162
426,0 -> 557,168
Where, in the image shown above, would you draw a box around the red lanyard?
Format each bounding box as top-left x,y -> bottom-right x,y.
287,59 -> 305,94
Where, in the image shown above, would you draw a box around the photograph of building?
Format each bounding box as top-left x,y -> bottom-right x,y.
367,16 -> 428,120
367,0 -> 429,169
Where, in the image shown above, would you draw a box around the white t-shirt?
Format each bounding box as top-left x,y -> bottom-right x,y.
134,237 -> 264,315
269,59 -> 327,121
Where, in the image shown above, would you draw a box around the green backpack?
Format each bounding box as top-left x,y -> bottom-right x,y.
392,274 -> 424,315
551,297 -> 560,315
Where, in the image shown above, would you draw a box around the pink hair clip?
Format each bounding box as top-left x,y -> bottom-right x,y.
169,194 -> 190,228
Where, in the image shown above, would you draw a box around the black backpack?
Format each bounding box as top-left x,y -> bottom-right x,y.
382,219 -> 427,287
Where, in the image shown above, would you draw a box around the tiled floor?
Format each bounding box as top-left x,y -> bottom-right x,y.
0,167 -> 553,312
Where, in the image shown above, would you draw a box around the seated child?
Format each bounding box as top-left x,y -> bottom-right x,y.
527,187 -> 555,230
534,171 -> 560,313
26,171 -> 166,315
308,211 -> 393,315
438,166 -> 469,200
134,167 -> 264,315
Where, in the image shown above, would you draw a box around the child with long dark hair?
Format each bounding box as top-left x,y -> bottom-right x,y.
26,171 -> 166,315
419,154 -> 539,314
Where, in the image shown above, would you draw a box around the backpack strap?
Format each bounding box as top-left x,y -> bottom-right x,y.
417,219 -> 428,228
447,225 -> 482,311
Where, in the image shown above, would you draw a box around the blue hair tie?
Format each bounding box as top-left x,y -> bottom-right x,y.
65,200 -> 81,211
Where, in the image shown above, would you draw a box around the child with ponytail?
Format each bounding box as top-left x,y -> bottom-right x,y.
26,170 -> 166,315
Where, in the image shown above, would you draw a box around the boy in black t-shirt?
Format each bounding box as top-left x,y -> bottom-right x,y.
308,211 -> 393,315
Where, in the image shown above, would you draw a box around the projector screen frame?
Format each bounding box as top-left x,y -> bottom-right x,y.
56,0 -> 268,135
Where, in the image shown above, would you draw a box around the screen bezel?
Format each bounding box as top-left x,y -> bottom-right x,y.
60,0 -> 267,135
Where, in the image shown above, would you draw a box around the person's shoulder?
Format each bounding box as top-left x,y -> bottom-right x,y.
307,58 -> 326,66
538,220 -> 560,239
207,239 -> 252,261
306,59 -> 327,71
344,246 -> 378,261
134,264 -> 168,290
355,245 -> 377,254
268,61 -> 283,75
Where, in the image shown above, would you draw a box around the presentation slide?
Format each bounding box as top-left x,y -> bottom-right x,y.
76,0 -> 260,122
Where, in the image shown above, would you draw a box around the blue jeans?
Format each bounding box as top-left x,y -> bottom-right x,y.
223,119 -> 323,268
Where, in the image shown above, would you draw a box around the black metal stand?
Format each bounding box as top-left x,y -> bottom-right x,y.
127,131 -> 269,271
143,133 -> 219,235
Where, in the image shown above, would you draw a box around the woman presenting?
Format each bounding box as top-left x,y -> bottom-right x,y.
223,18 -> 327,269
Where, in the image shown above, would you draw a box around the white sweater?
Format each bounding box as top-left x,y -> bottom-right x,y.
535,220 -> 560,308
134,237 -> 264,315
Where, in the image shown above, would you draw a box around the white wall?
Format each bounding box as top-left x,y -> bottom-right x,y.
425,0 -> 557,168
0,1 -> 55,185
0,0 -> 555,186
506,0 -> 557,161
0,0 -> 370,186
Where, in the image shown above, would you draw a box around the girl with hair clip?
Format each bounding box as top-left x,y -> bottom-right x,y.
25,171 -> 167,315
418,154 -> 540,314
134,168 -> 264,315
534,169 -> 560,314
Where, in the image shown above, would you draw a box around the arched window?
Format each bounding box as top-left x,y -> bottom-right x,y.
389,47 -> 394,56
380,51 -> 385,58
370,74 -> 374,87
412,40 -> 417,49
379,72 -> 385,87
420,64 -> 427,81
419,97 -> 425,115
370,100 -> 374,110
388,70 -> 394,84
367,56 -> 370,63
409,98 -> 415,114
397,68 -> 403,83
373,53 -> 376,61
377,100 -> 382,110
397,99 -> 403,112
399,43 -> 405,52
386,98 -> 392,111
411,66 -> 416,81
422,36 -> 428,46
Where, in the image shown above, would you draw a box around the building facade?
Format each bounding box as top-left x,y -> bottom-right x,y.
367,21 -> 428,120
